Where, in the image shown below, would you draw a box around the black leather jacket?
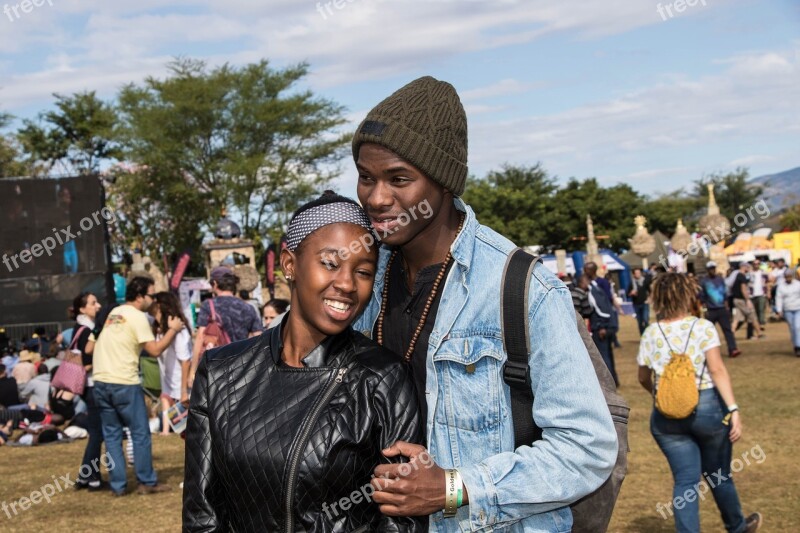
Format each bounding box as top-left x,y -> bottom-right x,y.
183,321 -> 426,532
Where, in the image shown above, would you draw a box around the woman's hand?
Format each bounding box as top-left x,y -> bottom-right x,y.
728,411 -> 742,442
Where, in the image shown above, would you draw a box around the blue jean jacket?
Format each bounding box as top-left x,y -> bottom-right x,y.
354,200 -> 617,532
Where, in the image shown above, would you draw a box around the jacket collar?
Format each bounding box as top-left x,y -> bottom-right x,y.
269,312 -> 353,368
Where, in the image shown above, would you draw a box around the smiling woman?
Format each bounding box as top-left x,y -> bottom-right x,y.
183,191 -> 426,532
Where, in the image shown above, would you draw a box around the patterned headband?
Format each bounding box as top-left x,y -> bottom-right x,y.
286,201 -> 375,251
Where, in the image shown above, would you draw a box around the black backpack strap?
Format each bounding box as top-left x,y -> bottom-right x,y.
501,248 -> 542,448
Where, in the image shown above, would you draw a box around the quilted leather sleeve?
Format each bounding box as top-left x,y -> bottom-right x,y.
371,360 -> 427,532
183,355 -> 226,532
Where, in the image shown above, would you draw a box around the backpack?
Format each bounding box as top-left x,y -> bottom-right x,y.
501,248 -> 629,533
203,299 -> 231,349
654,320 -> 702,419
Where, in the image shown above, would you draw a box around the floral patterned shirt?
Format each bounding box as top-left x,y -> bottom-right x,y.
637,316 -> 719,390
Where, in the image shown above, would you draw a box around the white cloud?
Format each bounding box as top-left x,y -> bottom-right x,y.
469,47 -> 800,190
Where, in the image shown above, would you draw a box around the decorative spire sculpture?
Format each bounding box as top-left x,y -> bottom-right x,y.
670,218 -> 692,253
629,215 -> 656,269
585,215 -> 604,270
698,183 -> 730,272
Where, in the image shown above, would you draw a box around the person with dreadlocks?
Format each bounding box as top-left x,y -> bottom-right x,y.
183,191 -> 425,532
637,272 -> 762,533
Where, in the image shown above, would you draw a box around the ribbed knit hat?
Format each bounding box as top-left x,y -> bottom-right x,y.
352,76 -> 468,197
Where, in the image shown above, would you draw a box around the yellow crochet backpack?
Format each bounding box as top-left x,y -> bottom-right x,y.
654,320 -> 703,419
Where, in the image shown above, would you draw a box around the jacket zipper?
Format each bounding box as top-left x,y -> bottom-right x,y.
284,367 -> 347,533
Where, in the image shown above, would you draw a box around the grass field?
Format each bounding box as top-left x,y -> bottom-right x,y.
1,316 -> 798,532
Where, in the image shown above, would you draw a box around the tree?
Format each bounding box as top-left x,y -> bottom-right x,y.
693,168 -> 763,223
0,112 -> 28,178
462,164 -> 559,247
16,91 -> 121,176
640,190 -> 704,235
779,203 -> 800,231
549,178 -> 645,251
115,58 -> 348,258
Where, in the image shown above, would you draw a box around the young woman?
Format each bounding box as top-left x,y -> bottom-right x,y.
637,273 -> 762,533
69,292 -> 105,491
262,298 -> 290,329
184,192 -> 424,532
150,292 -> 193,435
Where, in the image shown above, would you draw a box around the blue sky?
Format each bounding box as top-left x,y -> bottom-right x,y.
1,0 -> 798,197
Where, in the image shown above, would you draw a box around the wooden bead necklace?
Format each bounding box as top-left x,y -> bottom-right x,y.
375,213 -> 465,363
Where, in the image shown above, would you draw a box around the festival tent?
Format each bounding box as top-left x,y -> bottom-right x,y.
571,249 -> 632,294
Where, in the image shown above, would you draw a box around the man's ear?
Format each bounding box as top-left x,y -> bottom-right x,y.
280,248 -> 297,281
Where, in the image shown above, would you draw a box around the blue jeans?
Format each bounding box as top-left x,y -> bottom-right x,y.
94,382 -> 157,493
784,309 -> 800,348
634,303 -> 650,335
78,387 -> 105,483
651,389 -> 746,533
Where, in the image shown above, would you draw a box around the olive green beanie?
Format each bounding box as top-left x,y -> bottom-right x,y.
351,76 -> 468,197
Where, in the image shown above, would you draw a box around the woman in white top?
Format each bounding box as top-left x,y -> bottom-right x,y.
775,269 -> 800,356
637,273 -> 761,533
150,292 -> 193,435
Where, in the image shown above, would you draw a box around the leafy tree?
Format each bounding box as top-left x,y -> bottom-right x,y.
693,168 -> 763,223
463,164 -> 558,247
115,58 -> 347,258
0,112 -> 30,178
16,91 -> 120,176
549,178 -> 645,251
779,203 -> 800,231
640,190 -> 704,234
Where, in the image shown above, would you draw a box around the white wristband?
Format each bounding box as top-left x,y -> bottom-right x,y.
727,404 -> 739,413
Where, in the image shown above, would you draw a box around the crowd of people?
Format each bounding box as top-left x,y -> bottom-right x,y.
3,75 -> 792,532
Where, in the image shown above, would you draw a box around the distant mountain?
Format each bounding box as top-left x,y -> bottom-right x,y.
750,166 -> 800,215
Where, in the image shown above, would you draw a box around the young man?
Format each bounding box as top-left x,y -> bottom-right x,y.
351,76 -> 617,531
731,262 -> 763,338
189,266 -> 262,385
699,262 -> 741,357
93,276 -> 182,496
629,267 -> 652,335
585,262 -> 620,387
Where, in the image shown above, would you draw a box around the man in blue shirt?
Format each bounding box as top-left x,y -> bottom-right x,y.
352,76 -> 617,532
699,261 -> 741,357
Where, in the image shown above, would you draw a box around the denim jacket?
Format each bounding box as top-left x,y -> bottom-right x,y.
354,199 -> 618,532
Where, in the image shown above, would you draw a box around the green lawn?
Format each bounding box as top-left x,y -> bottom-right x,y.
1,317 -> 797,532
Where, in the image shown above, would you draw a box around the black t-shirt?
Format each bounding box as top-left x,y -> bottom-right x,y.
374,254 -> 452,438
0,376 -> 20,408
70,323 -> 94,367
732,272 -> 749,300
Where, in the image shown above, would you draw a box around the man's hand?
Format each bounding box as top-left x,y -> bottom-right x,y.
168,315 -> 184,332
372,441 -> 455,516
598,328 -> 607,340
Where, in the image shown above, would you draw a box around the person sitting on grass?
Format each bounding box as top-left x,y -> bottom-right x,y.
637,272 -> 762,533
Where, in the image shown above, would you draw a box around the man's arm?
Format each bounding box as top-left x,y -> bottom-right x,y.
189,326 -> 207,387
142,315 -> 183,357
456,286 -> 617,527
372,284 -> 618,526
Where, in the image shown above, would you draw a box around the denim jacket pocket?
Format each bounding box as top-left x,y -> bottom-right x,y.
433,336 -> 504,434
